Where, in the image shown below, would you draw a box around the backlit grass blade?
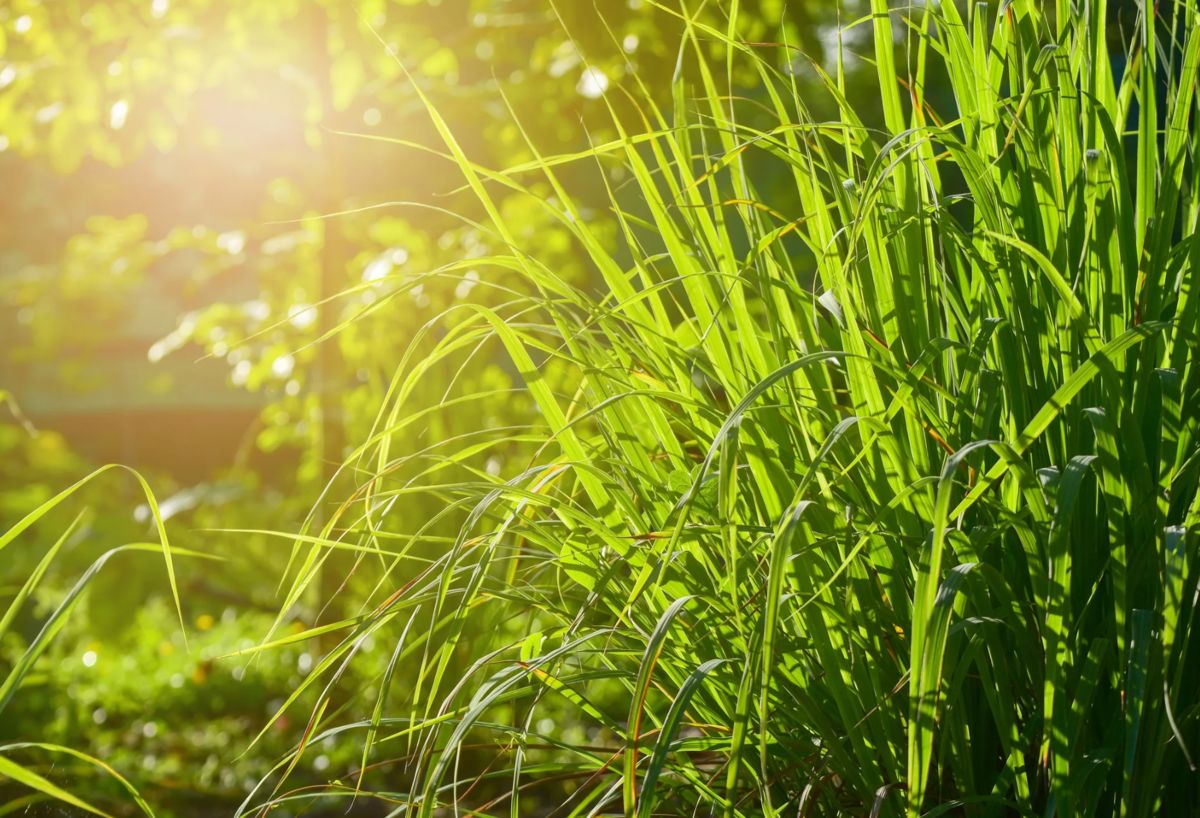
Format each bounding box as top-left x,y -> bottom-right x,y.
0,511 -> 84,646
0,754 -> 111,818
0,743 -> 154,818
0,465 -> 185,642
637,658 -> 727,818
0,543 -> 211,716
623,595 -> 694,818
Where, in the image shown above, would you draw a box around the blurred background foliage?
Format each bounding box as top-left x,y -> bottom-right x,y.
0,0 -> 1061,813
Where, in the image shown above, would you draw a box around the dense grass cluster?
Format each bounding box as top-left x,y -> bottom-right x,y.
5,0 -> 1200,815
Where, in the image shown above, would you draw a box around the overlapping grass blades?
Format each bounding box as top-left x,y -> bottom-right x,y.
245,1 -> 1200,815
0,468 -> 202,814
7,0 -> 1196,815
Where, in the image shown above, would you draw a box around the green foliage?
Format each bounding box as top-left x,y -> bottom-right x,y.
5,0 -> 1200,817
240,2 -> 1199,816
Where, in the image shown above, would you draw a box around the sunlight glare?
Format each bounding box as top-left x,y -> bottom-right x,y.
576,67 -> 608,99
111,100 -> 130,129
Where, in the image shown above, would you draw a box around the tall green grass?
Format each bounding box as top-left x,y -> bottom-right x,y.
269,1 -> 1200,814
6,0 -> 1200,815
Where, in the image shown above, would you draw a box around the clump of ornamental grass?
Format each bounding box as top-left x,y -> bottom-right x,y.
5,0 -> 1200,816
255,1 -> 1200,814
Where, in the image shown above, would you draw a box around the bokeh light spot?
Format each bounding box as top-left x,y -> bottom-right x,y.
110,100 -> 129,129
576,67 -> 608,99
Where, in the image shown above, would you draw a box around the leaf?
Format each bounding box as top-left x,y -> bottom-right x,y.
0,754 -> 111,818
